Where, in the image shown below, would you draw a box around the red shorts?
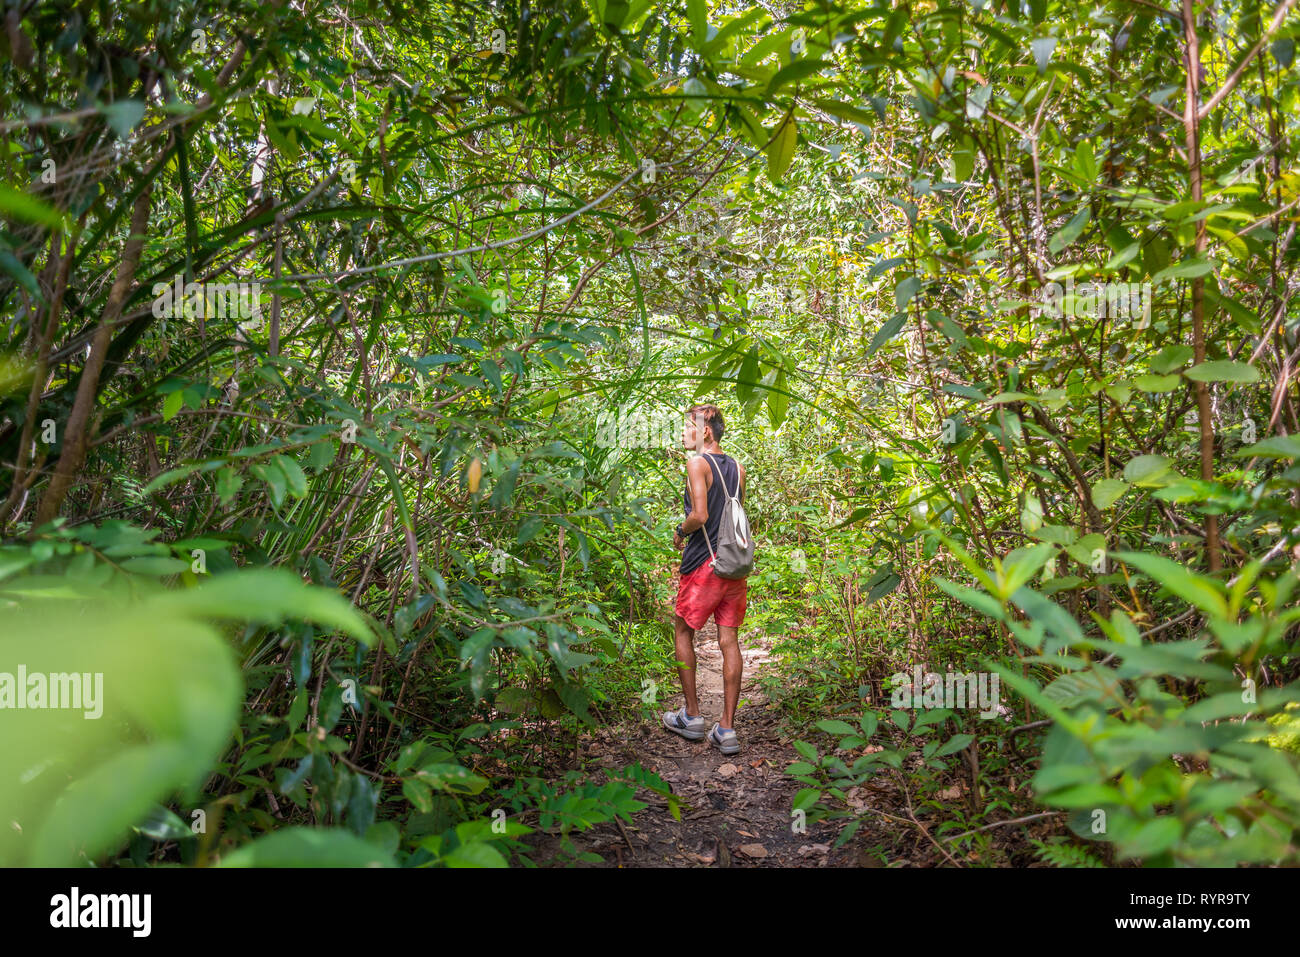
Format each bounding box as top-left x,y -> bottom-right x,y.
676,558 -> 747,629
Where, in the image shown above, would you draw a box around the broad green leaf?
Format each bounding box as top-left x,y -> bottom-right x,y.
274,454 -> 309,498
687,0 -> 707,47
866,312 -> 908,357
1134,374 -> 1181,393
1042,667 -> 1122,707
1119,816 -> 1182,859
152,568 -> 374,646
101,100 -> 146,138
1010,586 -> 1083,645
216,467 -> 242,505
681,76 -> 707,114
1236,435 -> 1300,459
767,57 -> 826,96
767,113 -> 798,182
0,184 -> 65,228
119,556 -> 190,576
1113,551 -> 1228,618
443,841 -> 507,867
935,733 -> 974,757
33,744 -> 194,866
1,592 -> 241,865
894,275 -> 920,311
1152,256 -> 1214,283
142,462 -> 203,495
766,367 -> 790,427
1184,360 -> 1260,383
1150,345 -> 1195,374
416,763 -> 490,795
1048,209 -> 1089,255
162,388 -> 185,422
0,250 -> 41,299
933,575 -> 1005,621
134,804 -> 192,841
1103,242 -> 1139,271
1090,478 -> 1128,510
736,345 -> 760,402
217,827 -> 394,867
1031,37 -> 1057,73
1123,454 -> 1173,487
816,719 -> 857,735
793,788 -> 822,811
250,462 -> 286,507
865,570 -> 900,604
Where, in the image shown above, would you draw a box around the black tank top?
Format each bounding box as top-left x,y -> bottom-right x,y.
681,452 -> 742,575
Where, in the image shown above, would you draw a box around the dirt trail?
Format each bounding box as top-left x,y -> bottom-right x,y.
558,620 -> 880,867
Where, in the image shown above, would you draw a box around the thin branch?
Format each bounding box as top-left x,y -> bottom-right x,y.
1198,0 -> 1300,119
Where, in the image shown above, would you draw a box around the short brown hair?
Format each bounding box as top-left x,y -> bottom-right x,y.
687,403 -> 725,443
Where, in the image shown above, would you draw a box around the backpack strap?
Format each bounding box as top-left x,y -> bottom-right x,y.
700,453 -> 749,552
708,452 -> 750,549
695,453 -> 728,561
700,521 -> 716,561
702,452 -> 740,500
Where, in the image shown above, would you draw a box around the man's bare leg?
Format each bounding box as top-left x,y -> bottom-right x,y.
673,613 -> 701,716
717,624 -> 741,728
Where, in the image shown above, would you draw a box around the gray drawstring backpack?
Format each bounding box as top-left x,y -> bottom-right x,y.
700,452 -> 754,580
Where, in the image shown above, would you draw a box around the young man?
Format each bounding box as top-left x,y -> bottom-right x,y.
663,403 -> 747,755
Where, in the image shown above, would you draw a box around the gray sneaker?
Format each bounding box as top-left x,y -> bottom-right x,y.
663,706 -> 706,741
709,723 -> 740,755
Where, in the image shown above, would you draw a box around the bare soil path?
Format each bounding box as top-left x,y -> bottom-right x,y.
552,619 -> 891,867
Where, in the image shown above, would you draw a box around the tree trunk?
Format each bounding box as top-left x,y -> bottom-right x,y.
1181,0 -> 1221,572
34,186 -> 153,526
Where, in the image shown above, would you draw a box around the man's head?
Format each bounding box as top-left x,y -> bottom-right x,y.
683,403 -> 724,451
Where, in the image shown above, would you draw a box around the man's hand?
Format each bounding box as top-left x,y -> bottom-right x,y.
673,530 -> 685,550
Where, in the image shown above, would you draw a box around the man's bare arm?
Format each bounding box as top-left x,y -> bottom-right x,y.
681,457 -> 711,533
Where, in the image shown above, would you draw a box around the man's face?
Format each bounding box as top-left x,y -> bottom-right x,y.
682,415 -> 707,451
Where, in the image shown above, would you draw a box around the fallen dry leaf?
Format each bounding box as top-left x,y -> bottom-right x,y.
716,763 -> 739,778
736,843 -> 768,859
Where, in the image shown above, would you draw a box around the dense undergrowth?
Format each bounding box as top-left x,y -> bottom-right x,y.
3,0 -> 1300,867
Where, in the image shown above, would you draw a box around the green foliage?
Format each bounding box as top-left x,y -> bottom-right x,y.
0,561 -> 366,866
3,0 -> 1300,868
216,827 -> 395,868
1028,839 -> 1105,869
